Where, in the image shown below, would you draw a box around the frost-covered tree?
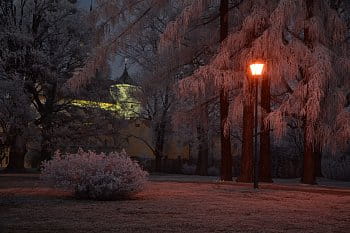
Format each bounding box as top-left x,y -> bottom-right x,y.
0,78 -> 33,170
69,0 -> 170,89
103,4 -> 179,172
159,0 -> 226,176
136,76 -> 174,172
161,0 -> 250,180
60,0 -> 174,171
0,0 -> 92,162
94,1 -> 219,172
182,0 -> 350,184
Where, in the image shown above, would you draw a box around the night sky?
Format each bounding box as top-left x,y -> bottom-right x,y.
78,0 -> 138,81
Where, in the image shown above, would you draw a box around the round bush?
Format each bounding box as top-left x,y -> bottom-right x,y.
41,149 -> 148,200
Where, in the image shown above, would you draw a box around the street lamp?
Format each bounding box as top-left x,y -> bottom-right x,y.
249,62 -> 265,189
250,63 -> 264,76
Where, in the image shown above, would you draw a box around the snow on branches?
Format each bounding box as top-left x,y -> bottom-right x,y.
175,0 -> 350,152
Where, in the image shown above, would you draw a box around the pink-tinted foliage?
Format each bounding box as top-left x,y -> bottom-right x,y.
41,149 -> 148,200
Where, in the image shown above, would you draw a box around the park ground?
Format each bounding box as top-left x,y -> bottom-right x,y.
0,174 -> 349,233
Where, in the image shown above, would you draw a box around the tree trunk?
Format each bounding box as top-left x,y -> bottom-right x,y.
154,137 -> 164,173
154,119 -> 166,172
219,0 -> 232,181
220,90 -> 232,180
155,152 -> 162,172
196,105 -> 209,176
315,148 -> 323,177
237,82 -> 254,182
6,134 -> 27,172
40,127 -> 53,163
0,139 -> 6,166
152,87 -> 170,173
300,0 -> 316,185
196,132 -> 208,176
301,124 -> 316,184
40,143 -> 52,165
259,76 -> 273,182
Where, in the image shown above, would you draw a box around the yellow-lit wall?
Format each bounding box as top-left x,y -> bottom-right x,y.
122,120 -> 154,158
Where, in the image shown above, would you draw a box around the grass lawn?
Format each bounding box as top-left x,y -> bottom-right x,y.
0,174 -> 349,233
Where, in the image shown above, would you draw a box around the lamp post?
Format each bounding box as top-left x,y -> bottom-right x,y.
249,62 -> 265,189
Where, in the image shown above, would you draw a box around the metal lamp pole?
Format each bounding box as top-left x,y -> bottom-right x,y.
253,77 -> 259,189
249,62 -> 265,189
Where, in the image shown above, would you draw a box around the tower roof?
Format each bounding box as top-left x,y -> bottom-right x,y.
116,65 -> 136,86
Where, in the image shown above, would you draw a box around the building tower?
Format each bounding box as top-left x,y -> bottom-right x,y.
110,62 -> 140,119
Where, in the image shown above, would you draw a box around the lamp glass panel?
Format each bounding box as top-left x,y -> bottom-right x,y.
250,63 -> 264,76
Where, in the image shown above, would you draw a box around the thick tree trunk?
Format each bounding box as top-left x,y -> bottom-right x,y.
301,124 -> 316,184
237,98 -> 254,182
196,105 -> 209,176
259,76 -> 273,182
6,134 -> 27,172
219,0 -> 232,181
220,0 -> 229,40
220,90 -> 232,180
300,0 -> 316,185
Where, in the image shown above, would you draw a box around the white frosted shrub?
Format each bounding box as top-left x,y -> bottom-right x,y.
41,149 -> 148,200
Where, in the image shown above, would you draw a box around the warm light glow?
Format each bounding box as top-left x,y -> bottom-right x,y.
71,84 -> 141,119
249,63 -> 265,76
71,99 -> 140,119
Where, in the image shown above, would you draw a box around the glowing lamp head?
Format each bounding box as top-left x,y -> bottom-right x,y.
249,63 -> 265,77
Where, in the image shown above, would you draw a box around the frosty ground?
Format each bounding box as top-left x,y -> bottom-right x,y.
0,174 -> 349,233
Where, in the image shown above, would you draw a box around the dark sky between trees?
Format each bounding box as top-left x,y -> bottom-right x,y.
78,0 -> 139,80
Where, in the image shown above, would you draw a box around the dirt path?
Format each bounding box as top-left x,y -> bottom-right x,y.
0,175 -> 349,233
